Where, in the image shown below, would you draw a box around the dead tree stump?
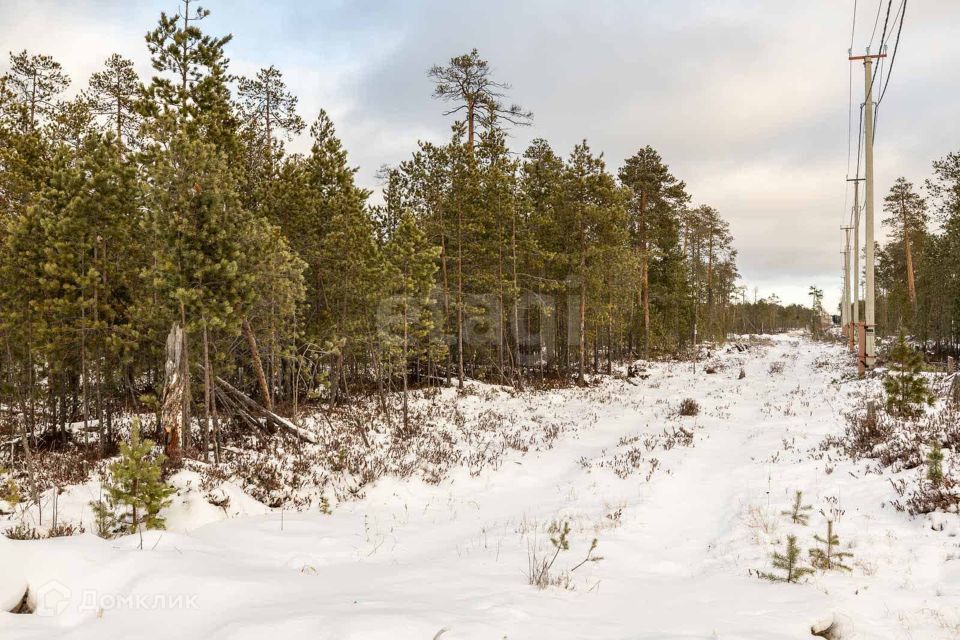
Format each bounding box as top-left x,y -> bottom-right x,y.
161,323 -> 185,461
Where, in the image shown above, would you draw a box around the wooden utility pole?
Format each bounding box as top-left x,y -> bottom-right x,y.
841,226 -> 852,346
850,50 -> 885,367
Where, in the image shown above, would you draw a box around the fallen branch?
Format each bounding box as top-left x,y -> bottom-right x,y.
214,377 -> 318,444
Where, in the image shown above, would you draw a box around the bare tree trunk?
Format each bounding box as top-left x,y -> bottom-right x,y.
511,207 -> 522,387
439,236 -> 452,386
242,318 -> 273,411
578,214 -> 587,385
180,304 -> 191,454
578,281 -> 587,385
402,298 -> 410,434
161,323 -> 184,462
201,324 -> 212,462
902,197 -> 917,311
457,206 -> 465,389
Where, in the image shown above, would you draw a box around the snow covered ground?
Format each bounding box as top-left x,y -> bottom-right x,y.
3,333 -> 959,639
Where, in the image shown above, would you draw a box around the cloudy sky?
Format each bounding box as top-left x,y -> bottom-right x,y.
2,0 -> 958,308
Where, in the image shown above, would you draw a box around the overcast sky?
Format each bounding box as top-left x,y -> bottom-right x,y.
2,0 -> 958,308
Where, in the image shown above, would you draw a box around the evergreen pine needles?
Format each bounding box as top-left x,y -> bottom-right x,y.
758,535 -> 813,583
927,440 -> 944,488
91,417 -> 175,537
883,331 -> 934,418
782,490 -> 812,525
808,520 -> 853,572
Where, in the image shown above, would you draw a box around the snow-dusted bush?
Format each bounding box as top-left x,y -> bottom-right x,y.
823,401 -> 960,515
678,398 -> 700,416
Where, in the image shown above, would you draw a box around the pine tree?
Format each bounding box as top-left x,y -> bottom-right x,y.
3,50 -> 70,132
428,48 -> 532,152
237,216 -> 307,414
87,53 -> 143,154
562,141 -> 627,383
383,210 -> 442,433
46,94 -> 97,150
927,440 -> 944,488
142,132 -> 254,459
781,490 -> 812,525
808,520 -> 853,572
618,147 -> 687,358
520,139 -> 567,375
882,331 -> 933,418
758,535 -> 813,583
237,65 -> 305,177
24,134 -> 141,451
883,177 -> 928,317
808,286 -> 824,337
144,0 -> 236,149
92,418 -> 175,536
428,49 -> 532,388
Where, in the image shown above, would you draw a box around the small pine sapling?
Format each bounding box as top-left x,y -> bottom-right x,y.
549,520 -> 571,556
927,440 -> 944,488
528,520 -> 571,588
883,331 -> 934,418
91,418 -> 175,538
758,535 -> 813,583
1,472 -> 22,510
570,537 -> 603,572
808,520 -> 853,572
782,490 -> 812,525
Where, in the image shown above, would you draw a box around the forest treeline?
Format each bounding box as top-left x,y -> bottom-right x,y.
0,2 -> 806,460
874,161 -> 960,355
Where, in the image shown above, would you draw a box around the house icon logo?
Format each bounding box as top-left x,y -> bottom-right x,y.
32,580 -> 71,617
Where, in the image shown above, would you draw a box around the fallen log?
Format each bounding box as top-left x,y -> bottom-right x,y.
214,377 -> 318,444
213,385 -> 269,441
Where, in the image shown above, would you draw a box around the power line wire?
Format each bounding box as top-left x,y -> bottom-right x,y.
868,0 -> 892,96
849,0 -> 859,49
874,0 -> 906,136
877,0 -> 905,106
868,0 -> 884,49
845,0 -> 859,228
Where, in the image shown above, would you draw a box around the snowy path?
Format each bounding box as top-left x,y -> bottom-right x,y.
4,334 -> 960,639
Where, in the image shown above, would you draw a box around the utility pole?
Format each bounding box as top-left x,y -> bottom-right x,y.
841,226 -> 852,344
847,177 -> 863,354
850,49 -> 885,368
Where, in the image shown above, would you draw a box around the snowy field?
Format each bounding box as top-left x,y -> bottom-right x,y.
3,333 -> 959,639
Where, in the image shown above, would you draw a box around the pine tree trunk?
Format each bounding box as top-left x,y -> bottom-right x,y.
242,318 -> 273,411
457,207 -> 465,389
639,191 -> 651,360
511,208 -> 522,386
202,324 -> 212,463
440,235 -> 452,386
180,303 -> 191,454
902,197 -> 917,311
402,298 -> 409,434
578,215 -> 587,385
